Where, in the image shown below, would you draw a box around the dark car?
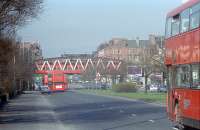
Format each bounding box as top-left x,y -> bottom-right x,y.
158,85 -> 167,93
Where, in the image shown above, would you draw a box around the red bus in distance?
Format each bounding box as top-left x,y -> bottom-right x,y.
165,0 -> 200,129
48,70 -> 68,92
43,71 -> 68,92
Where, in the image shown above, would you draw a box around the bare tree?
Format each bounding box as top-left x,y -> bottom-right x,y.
95,60 -> 127,85
0,38 -> 36,99
0,0 -> 43,35
0,0 -> 43,101
0,38 -> 15,99
97,42 -> 109,51
140,43 -> 166,93
81,67 -> 96,82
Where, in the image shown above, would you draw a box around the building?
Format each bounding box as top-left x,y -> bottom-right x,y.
61,53 -> 93,59
30,42 -> 43,60
20,42 -> 43,63
96,35 -> 165,85
127,39 -> 148,64
96,37 -> 148,64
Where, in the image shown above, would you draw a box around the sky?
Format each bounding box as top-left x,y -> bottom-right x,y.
18,0 -> 183,58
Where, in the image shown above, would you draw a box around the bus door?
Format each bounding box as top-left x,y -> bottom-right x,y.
167,66 -> 174,119
173,66 -> 191,122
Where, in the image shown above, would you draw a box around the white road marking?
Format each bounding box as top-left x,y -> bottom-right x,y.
41,95 -> 67,130
172,127 -> 179,130
131,114 -> 136,117
128,114 -> 136,119
148,120 -> 155,123
1,119 -> 15,122
119,110 -> 124,113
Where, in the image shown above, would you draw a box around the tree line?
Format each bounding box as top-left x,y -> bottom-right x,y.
0,0 -> 43,102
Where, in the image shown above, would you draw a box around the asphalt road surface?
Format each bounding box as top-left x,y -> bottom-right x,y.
0,91 -> 174,130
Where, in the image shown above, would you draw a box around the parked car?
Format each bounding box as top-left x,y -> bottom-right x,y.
101,82 -> 107,90
158,85 -> 167,93
40,85 -> 51,94
149,84 -> 158,92
34,83 -> 41,91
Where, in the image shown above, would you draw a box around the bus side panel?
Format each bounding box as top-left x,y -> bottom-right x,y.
182,90 -> 200,120
198,91 -> 200,129
182,90 -> 200,129
165,28 -> 200,65
64,75 -> 68,90
167,90 -> 175,121
43,75 -> 48,85
178,29 -> 200,128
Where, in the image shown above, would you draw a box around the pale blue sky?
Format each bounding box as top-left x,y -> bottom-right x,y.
18,0 -> 182,57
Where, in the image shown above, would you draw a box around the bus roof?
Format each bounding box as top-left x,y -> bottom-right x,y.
167,0 -> 200,18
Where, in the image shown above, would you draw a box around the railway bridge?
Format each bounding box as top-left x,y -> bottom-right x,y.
35,57 -> 124,75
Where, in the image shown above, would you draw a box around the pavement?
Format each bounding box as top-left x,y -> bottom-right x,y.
0,91 -> 175,130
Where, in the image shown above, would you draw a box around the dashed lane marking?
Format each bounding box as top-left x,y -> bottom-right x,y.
119,110 -> 124,113
172,127 -> 179,130
131,114 -> 136,117
148,120 -> 155,123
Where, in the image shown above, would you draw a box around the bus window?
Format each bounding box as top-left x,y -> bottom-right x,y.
166,18 -> 172,38
190,12 -> 200,29
190,3 -> 200,30
172,15 -> 180,36
181,9 -> 190,33
175,66 -> 191,88
190,2 -> 200,14
167,67 -> 174,89
192,64 -> 200,89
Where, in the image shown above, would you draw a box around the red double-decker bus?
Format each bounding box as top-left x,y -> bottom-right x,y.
165,0 -> 200,129
43,71 -> 68,92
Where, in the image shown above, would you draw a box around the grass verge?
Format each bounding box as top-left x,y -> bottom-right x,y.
77,89 -> 166,104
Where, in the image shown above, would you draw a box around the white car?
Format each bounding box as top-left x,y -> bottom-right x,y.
149,85 -> 158,92
40,85 -> 51,94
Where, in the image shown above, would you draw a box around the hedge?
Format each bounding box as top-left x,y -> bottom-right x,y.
112,82 -> 138,93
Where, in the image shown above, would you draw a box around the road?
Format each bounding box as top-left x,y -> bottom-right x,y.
0,91 -> 174,130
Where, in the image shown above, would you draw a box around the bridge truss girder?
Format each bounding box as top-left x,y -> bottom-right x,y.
35,58 -> 123,74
